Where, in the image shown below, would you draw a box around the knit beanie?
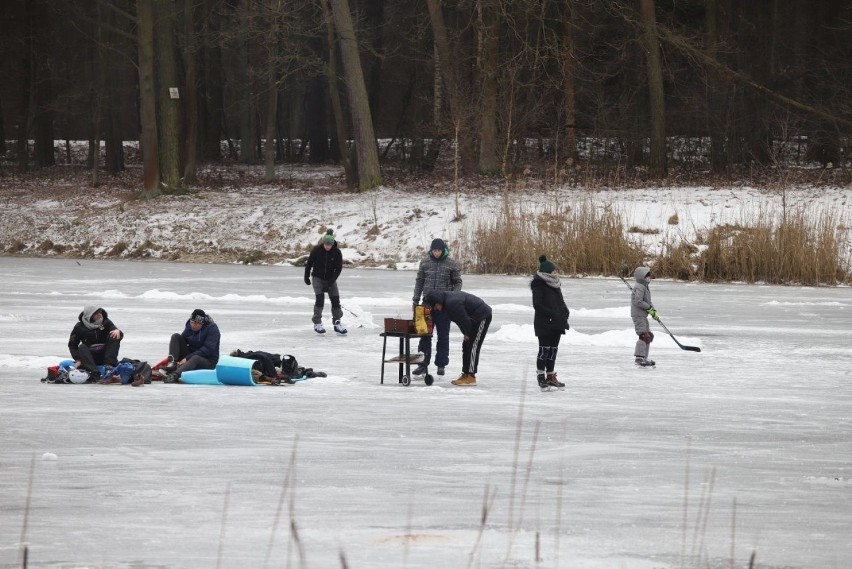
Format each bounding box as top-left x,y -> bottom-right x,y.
430,238 -> 446,251
190,309 -> 208,324
538,255 -> 557,274
322,229 -> 335,245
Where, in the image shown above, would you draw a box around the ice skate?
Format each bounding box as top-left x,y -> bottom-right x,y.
333,320 -> 348,335
314,322 -> 326,335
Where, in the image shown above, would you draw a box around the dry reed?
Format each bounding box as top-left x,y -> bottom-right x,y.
464,198 -> 645,275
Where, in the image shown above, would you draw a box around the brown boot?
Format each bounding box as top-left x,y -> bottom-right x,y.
451,373 -> 476,386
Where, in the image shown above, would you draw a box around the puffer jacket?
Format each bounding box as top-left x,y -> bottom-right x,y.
305,241 -> 343,283
413,250 -> 462,304
181,317 -> 221,364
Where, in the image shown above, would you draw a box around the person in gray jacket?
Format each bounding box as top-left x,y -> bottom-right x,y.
631,266 -> 660,367
412,238 -> 462,376
424,290 -> 491,386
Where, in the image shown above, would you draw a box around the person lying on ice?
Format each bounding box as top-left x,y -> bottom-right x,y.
423,290 -> 492,387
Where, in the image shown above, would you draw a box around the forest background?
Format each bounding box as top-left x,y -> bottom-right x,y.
0,0 -> 851,283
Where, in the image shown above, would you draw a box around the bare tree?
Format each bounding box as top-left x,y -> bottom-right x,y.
638,0 -> 666,177
328,0 -> 382,191
137,0 -> 161,198
476,0 -> 500,175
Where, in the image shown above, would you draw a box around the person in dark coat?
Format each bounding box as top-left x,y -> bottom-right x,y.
304,228 -> 346,335
531,255 -> 569,390
412,237 -> 463,376
68,305 -> 124,381
424,290 -> 492,386
163,309 -> 221,383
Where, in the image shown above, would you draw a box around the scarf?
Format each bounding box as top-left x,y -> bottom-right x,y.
536,271 -> 561,289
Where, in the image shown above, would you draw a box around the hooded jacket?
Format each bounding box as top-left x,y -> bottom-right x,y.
68,306 -> 123,360
181,316 -> 221,364
530,276 -> 570,335
631,266 -> 653,319
305,240 -> 343,283
424,290 -> 491,338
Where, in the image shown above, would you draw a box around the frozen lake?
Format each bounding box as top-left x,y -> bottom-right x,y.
1,257 -> 850,569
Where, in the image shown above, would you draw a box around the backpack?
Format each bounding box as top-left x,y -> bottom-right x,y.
279,355 -> 301,378
117,358 -> 152,385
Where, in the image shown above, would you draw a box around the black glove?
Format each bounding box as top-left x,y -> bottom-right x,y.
304,275 -> 311,286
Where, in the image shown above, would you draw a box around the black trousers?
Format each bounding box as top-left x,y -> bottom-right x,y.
536,331 -> 563,373
77,339 -> 121,373
462,314 -> 492,375
169,333 -> 215,376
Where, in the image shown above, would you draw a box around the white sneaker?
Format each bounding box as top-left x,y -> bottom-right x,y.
333,320 -> 347,335
314,323 -> 326,334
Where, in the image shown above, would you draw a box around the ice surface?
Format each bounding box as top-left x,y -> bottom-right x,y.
0,258 -> 850,569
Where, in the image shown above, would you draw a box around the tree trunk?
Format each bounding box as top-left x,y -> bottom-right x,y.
638,0 -> 666,177
137,0 -> 161,198
561,0 -> 577,162
320,0 -> 353,186
476,0 -> 500,176
329,0 -> 382,191
425,0 -> 475,174
155,0 -> 183,192
32,0 -> 55,169
263,0 -> 281,183
182,0 -> 199,184
705,0 -> 726,174
235,0 -> 256,163
199,0 -> 223,162
0,97 -> 6,156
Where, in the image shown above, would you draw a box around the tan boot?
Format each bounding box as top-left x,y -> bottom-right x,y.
451,374 -> 477,386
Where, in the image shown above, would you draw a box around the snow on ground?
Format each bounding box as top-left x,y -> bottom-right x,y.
1,257 -> 850,569
1,164 -> 850,266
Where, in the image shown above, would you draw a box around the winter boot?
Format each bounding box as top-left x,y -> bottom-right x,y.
436,366 -> 445,376
536,371 -> 547,390
333,320 -> 348,335
545,372 -> 565,390
634,357 -> 655,367
451,373 -> 476,386
314,322 -> 326,335
413,362 -> 428,376
163,355 -> 177,372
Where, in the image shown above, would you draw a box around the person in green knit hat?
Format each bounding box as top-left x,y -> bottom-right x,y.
530,255 -> 569,391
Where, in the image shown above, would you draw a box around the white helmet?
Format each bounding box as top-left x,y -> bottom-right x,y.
67,369 -> 90,384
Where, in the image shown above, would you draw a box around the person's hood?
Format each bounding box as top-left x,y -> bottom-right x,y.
424,290 -> 446,306
634,266 -> 651,283
79,306 -> 106,329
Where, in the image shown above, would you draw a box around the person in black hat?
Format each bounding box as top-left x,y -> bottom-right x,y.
162,309 -> 221,382
412,237 -> 463,377
531,255 -> 569,391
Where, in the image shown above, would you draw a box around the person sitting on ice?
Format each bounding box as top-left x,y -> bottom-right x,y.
424,290 -> 492,387
631,266 -> 659,367
68,305 -> 124,383
162,309 -> 221,383
304,228 -> 347,335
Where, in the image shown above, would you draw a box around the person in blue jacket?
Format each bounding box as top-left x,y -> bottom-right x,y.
163,309 -> 221,382
424,290 -> 492,386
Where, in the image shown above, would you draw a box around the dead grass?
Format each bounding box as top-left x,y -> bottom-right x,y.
654,206 -> 851,284
461,198 -> 644,275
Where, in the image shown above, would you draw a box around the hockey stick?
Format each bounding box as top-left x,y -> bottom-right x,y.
618,274 -> 701,352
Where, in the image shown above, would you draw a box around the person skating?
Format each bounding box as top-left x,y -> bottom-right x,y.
68,306 -> 124,383
412,237 -> 462,377
162,309 -> 221,382
631,266 -> 659,367
531,255 -> 569,390
424,290 -> 491,386
304,229 -> 347,335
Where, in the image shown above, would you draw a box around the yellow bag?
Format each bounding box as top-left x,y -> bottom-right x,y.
413,305 -> 429,334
